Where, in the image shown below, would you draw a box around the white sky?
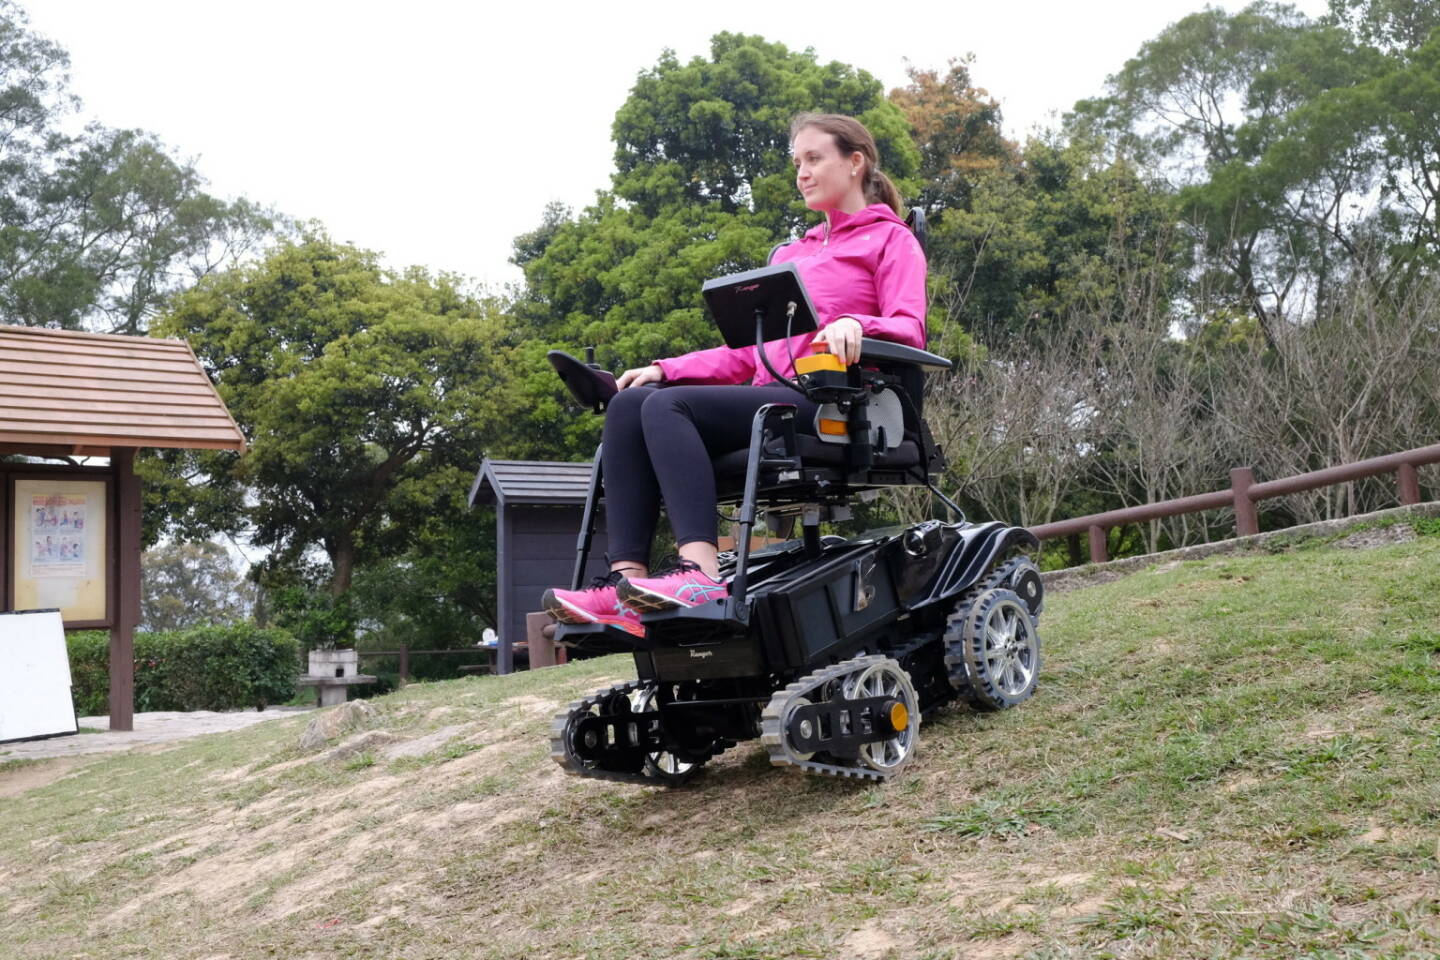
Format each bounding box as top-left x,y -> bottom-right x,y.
27,0 -> 1328,292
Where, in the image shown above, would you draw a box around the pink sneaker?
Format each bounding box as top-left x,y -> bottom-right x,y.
543,572 -> 644,638
618,559 -> 729,613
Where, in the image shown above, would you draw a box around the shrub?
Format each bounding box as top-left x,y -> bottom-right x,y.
67,625 -> 300,716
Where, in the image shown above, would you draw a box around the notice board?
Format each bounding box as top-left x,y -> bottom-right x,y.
9,477 -> 110,625
0,609 -> 78,743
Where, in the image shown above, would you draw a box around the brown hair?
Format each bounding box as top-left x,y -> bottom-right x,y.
789,112 -> 904,216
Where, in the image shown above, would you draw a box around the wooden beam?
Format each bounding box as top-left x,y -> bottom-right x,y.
108,448 -> 142,732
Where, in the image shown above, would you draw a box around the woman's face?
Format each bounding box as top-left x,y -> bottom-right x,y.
792,126 -> 862,212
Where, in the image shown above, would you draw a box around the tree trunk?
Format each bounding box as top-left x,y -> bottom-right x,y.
331,537 -> 355,597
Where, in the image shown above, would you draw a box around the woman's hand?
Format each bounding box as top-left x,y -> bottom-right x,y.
811,316 -> 864,366
617,364 -> 665,389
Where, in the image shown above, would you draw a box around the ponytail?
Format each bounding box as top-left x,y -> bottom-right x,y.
864,168 -> 904,217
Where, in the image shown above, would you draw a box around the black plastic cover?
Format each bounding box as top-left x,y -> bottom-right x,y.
701,262 -> 820,350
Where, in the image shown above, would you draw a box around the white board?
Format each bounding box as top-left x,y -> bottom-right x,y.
0,609 -> 79,743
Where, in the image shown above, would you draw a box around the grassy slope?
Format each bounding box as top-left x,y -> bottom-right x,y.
3,536 -> 1439,960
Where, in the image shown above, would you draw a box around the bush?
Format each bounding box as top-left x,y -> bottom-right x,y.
67,625 -> 301,716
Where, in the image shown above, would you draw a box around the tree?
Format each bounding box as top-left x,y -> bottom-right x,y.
505,33 -> 921,462
141,540 -> 254,631
0,2 -> 273,333
888,58 -> 1016,218
348,500 -> 498,662
920,131 -> 1178,341
145,234 -> 512,641
1074,1 -> 1440,337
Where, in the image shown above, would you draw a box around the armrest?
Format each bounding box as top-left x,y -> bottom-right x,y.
547,350 -> 618,413
858,338 -> 953,372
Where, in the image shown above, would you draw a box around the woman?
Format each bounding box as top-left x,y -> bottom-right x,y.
544,112 -> 927,635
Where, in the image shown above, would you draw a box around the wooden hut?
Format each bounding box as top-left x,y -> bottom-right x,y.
0,324 -> 246,730
468,459 -> 609,674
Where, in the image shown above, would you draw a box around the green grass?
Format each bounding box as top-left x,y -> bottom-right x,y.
3,538 -> 1440,958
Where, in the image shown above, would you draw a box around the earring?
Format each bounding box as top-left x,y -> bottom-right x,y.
851,170 -> 857,177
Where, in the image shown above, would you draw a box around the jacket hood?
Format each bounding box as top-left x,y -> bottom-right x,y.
802,203 -> 906,241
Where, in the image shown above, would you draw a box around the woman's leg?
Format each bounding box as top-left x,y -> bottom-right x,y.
638,385 -> 817,578
600,385 -> 662,575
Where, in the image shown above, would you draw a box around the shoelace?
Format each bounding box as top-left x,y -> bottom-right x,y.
584,569 -> 626,592
646,556 -> 706,579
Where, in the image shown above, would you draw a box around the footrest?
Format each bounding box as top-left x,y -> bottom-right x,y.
553,621 -> 651,654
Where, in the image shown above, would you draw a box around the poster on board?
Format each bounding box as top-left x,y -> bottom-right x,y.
28,492 -> 89,578
11,478 -> 108,624
0,609 -> 78,743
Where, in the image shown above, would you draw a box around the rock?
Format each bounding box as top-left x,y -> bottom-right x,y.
298,699 -> 378,751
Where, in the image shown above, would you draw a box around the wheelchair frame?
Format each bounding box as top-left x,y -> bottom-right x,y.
546,332 -> 1045,784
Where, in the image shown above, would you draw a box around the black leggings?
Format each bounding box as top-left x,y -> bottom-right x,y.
602,384 -> 819,566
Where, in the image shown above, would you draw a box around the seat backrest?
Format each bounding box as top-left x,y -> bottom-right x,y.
766,206 -> 940,450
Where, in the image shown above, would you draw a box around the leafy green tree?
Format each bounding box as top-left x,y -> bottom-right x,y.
141,540 -> 255,631
917,131 -> 1177,341
145,234 -> 512,642
1074,1 -> 1440,339
349,501 -> 498,663
506,33 -> 921,462
0,1 -> 273,333
1328,0 -> 1440,53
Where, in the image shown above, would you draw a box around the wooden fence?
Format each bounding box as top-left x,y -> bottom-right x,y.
1029,443 -> 1440,564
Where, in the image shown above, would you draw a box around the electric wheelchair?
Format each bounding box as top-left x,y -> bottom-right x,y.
543,212 -> 1044,784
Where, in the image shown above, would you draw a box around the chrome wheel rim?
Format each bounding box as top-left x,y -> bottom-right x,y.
843,662 -> 918,773
980,599 -> 1038,697
632,686 -> 696,777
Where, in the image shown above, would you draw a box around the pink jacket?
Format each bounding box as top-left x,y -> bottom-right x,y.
655,204 -> 928,386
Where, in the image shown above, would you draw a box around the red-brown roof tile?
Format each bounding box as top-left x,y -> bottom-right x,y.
0,325 -> 246,454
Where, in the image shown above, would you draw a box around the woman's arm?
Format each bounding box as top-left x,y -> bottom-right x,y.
653,342 -> 758,385
831,227 -> 928,350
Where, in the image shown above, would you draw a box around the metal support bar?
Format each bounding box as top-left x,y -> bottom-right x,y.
570,444 -> 605,591
731,403 -> 797,605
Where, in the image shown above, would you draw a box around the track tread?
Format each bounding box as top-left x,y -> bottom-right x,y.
760,654 -> 922,782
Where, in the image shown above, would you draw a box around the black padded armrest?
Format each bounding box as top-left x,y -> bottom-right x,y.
858,338 -> 953,372
547,350 -> 618,413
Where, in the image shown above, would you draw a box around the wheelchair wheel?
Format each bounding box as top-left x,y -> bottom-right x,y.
955,587 -> 1041,711
632,684 -> 705,786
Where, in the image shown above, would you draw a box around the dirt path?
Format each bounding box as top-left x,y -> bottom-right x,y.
0,707 -> 313,762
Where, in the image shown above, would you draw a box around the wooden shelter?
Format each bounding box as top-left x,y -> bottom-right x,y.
468,459 -> 609,674
0,324 -> 246,731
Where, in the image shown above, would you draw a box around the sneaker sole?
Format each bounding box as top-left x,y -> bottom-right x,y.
542,590 -> 602,625
617,580 -> 720,613
543,590 -> 644,638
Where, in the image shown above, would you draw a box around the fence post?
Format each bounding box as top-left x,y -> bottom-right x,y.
1087,524 -> 1108,564
1231,467 -> 1259,537
526,612 -> 557,669
1398,463 -> 1421,505
398,644 -> 409,687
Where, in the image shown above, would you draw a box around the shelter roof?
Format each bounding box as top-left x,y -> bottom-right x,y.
0,325 -> 246,456
469,459 -> 594,507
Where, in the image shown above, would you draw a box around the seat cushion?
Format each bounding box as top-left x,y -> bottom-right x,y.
712,436 -> 920,476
